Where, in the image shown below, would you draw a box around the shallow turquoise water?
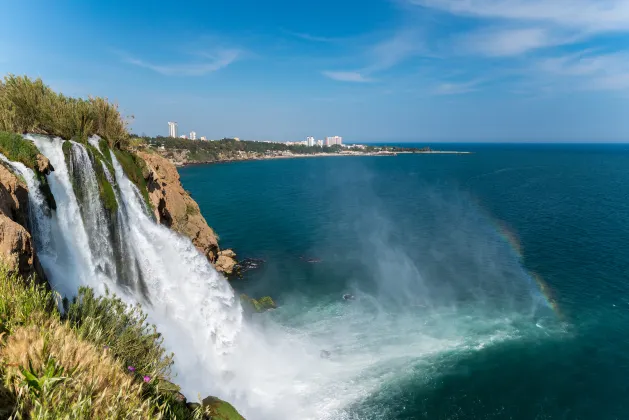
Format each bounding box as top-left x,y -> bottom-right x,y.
180,144 -> 629,419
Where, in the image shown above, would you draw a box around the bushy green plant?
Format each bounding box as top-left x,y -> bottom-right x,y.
0,131 -> 40,170
0,75 -> 131,149
0,265 -> 55,335
65,287 -> 173,383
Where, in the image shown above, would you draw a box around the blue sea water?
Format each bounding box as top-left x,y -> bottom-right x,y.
180,144 -> 629,419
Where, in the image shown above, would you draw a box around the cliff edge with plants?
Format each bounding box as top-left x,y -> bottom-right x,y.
0,75 -> 245,419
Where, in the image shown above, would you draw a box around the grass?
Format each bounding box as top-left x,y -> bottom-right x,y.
0,264 -> 246,419
0,131 -> 58,211
2,322 -> 153,419
0,131 -> 40,170
0,75 -> 131,149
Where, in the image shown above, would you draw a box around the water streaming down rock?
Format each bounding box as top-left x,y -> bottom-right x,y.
24,135 -> 244,395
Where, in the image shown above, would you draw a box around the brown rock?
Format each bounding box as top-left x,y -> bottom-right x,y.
215,254 -> 237,275
36,154 -> 54,175
0,163 -> 46,281
218,249 -> 236,258
136,151 -> 221,263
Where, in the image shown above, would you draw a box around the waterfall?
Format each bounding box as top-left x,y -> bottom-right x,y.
22,135 -> 244,398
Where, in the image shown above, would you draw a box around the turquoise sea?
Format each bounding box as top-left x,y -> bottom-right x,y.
180,143 -> 629,419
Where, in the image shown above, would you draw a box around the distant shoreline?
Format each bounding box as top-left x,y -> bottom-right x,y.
174,150 -> 472,167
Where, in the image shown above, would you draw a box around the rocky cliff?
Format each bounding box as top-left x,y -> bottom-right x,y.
136,151 -> 237,273
0,161 -> 47,282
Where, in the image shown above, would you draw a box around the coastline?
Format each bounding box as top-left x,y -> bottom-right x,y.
166,150 -> 472,167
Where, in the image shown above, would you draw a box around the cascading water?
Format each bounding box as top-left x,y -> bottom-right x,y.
26,135 -> 243,394
7,134 -> 564,420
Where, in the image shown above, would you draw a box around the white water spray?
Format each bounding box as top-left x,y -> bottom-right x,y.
9,135 -> 564,419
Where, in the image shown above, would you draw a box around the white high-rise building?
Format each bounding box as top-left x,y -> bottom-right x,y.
325,136 -> 343,146
200,136 -> 207,141
190,131 -> 197,140
168,121 -> 178,138
316,139 -> 323,147
306,136 -> 315,147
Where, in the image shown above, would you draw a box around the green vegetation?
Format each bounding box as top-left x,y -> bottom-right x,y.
0,131 -> 39,169
0,265 -> 244,419
240,294 -> 277,313
0,75 -> 131,148
201,396 -> 245,420
113,149 -> 152,210
0,131 -> 56,211
135,136 -> 432,164
92,154 -> 118,214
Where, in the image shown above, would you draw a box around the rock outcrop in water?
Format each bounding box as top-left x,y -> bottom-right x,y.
135,151 -> 233,268
0,162 -> 46,281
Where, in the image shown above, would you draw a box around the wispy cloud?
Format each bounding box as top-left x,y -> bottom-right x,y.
285,30 -> 335,43
433,79 -> 483,95
322,30 -> 423,82
408,0 -> 629,32
123,48 -> 240,76
322,71 -> 373,82
455,27 -> 578,57
535,50 -> 629,90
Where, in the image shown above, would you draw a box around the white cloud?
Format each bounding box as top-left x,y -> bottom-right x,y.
285,31 -> 334,42
322,71 -> 373,82
409,0 -> 629,32
456,27 -> 576,56
366,30 -> 423,71
433,80 -> 483,95
322,30 -> 422,82
125,49 -> 240,76
535,50 -> 629,90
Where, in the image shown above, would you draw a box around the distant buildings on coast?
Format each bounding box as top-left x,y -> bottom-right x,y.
165,122 -> 362,148
285,135 -> 344,147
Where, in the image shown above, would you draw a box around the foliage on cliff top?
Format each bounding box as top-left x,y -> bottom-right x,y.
0,74 -> 131,148
0,131 -> 40,170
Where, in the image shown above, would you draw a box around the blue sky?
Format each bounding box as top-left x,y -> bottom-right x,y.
2,0 -> 629,142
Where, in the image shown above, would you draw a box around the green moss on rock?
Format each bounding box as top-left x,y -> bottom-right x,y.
240,294 -> 277,313
99,138 -> 113,166
113,149 -> 152,210
202,396 -> 245,420
90,152 -> 118,214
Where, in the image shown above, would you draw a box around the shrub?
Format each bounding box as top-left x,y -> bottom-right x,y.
65,287 -> 173,384
0,75 -> 131,149
0,265 -> 55,336
0,131 -> 40,170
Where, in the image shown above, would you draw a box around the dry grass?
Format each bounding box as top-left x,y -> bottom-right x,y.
1,321 -> 154,419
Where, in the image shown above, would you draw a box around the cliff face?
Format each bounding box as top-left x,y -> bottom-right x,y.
0,163 -> 46,281
136,151 -> 237,273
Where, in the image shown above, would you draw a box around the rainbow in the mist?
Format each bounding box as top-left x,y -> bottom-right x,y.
473,201 -> 563,320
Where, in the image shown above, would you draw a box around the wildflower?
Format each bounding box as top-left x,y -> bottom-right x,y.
143,376 -> 151,383
128,366 -> 136,372
104,345 -> 109,350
